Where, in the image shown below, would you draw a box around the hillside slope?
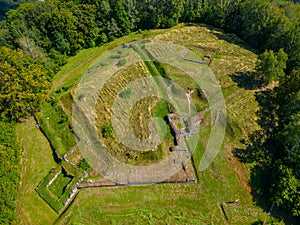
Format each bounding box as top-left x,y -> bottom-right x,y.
17,24 -> 278,224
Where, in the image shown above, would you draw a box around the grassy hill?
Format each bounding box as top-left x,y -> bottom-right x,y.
16,24 -> 281,224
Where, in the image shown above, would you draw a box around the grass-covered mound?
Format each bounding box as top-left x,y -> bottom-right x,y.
17,25 -> 279,224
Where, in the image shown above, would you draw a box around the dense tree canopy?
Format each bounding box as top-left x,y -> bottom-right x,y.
255,49 -> 288,85
0,46 -> 51,121
0,0 -> 299,72
270,96 -> 300,216
0,0 -> 35,20
0,0 -> 299,223
0,122 -> 20,224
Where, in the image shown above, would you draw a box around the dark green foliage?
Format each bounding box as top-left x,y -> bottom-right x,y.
0,46 -> 51,121
255,49 -> 288,85
117,58 -> 126,67
113,0 -> 131,35
278,70 -> 300,99
236,72 -> 300,216
270,163 -> 300,216
0,0 -> 299,219
136,144 -> 165,161
48,49 -> 68,72
0,0 -> 34,20
1,0 -> 299,71
119,88 -> 131,98
0,122 -> 20,224
239,0 -> 300,70
102,125 -> 113,138
77,158 -> 91,171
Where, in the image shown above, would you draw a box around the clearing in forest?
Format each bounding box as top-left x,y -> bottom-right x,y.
17,24 -> 273,225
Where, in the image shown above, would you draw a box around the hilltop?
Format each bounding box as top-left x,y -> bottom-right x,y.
15,24 -> 280,224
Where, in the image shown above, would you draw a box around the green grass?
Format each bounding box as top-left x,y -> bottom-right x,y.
48,171 -> 73,198
56,24 -> 270,223
17,24 -> 281,224
157,63 -> 209,112
152,99 -> 174,140
57,146 -> 272,224
36,167 -> 66,213
37,104 -> 77,157
93,62 -> 174,165
16,119 -> 57,225
36,162 -> 83,213
153,99 -> 170,118
51,28 -> 174,94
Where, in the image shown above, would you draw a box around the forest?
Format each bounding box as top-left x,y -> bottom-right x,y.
0,0 -> 299,223
0,0 -> 35,20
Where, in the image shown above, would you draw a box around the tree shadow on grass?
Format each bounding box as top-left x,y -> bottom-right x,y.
229,72 -> 258,90
231,74 -> 300,224
234,137 -> 299,224
214,30 -> 260,55
185,23 -> 259,55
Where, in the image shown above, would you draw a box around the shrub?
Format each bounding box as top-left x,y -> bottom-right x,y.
102,125 -> 113,138
117,59 -> 126,67
119,88 -> 132,98
77,158 -> 91,171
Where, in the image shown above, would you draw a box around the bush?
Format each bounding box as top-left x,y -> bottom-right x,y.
77,158 -> 91,171
117,59 -> 126,67
102,125 -> 113,138
119,88 -> 132,98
